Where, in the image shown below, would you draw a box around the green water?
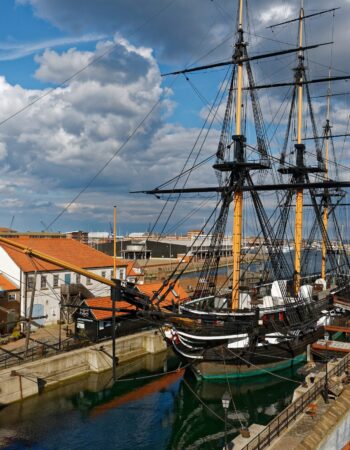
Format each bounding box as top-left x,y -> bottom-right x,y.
0,351 -> 303,450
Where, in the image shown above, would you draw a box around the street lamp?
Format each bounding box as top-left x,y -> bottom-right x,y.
324,331 -> 330,403
222,391 -> 231,450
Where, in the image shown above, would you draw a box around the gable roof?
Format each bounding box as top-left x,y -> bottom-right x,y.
137,281 -> 188,308
84,297 -> 135,320
83,280 -> 189,321
0,237 -> 128,273
0,273 -> 19,291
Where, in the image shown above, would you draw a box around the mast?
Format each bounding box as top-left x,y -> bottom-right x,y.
232,0 -> 244,310
294,5 -> 305,294
321,77 -> 331,279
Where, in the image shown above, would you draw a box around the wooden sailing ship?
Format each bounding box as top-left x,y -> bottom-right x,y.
125,1 -> 350,379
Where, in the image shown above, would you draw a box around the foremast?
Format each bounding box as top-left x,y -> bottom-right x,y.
232,0 -> 244,310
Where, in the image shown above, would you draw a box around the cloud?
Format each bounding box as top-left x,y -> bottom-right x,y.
0,34 -> 219,232
0,34 -> 106,61
0,142 -> 7,160
259,5 -> 295,25
17,0 -> 237,64
16,0 -> 350,68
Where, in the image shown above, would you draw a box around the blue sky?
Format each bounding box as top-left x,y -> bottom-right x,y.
0,0 -> 105,88
0,0 -> 349,235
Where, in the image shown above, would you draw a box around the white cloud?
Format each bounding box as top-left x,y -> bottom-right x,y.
259,5 -> 294,25
0,34 -> 106,61
0,34 -> 220,232
0,142 -> 7,160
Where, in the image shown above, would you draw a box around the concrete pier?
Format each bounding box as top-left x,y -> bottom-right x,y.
0,329 -> 167,406
270,386 -> 350,450
231,354 -> 350,450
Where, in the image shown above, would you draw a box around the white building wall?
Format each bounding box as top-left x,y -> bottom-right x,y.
25,266 -> 127,325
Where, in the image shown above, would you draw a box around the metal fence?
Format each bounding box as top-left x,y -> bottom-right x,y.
241,353 -> 350,450
0,337 -> 80,370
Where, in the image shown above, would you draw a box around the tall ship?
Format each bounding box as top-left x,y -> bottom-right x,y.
123,0 -> 350,379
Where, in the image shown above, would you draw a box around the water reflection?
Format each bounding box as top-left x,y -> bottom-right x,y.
169,369 -> 301,450
0,350 -> 302,450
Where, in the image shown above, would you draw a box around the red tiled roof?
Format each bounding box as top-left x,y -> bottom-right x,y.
137,281 -> 189,307
85,297 -> 135,320
0,238 -> 128,273
0,273 -> 18,291
84,281 -> 189,320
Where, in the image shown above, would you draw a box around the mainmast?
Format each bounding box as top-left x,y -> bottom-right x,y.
293,5 -> 305,294
232,0 -> 244,309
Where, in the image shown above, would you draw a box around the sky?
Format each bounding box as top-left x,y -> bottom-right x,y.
0,0 -> 350,235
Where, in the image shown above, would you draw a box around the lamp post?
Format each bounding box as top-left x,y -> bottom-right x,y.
324,331 -> 329,403
222,391 -> 230,450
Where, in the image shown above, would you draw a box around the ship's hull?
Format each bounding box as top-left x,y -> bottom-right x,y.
169,326 -> 324,379
193,353 -> 306,379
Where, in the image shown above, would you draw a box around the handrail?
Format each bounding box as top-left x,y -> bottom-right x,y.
241,352 -> 350,450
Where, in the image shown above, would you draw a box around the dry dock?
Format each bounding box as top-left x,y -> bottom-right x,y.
0,329 -> 166,406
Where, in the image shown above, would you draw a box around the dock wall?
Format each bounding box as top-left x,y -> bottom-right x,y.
297,386 -> 350,450
0,330 -> 167,406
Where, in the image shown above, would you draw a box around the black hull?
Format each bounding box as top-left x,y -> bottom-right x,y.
170,327 -> 324,379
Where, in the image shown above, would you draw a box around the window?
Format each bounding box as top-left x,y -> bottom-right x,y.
76,274 -> 81,284
118,268 -> 126,280
8,293 -> 16,301
40,275 -> 47,289
53,275 -> 59,288
27,276 -> 34,290
64,273 -> 71,285
86,277 -> 92,285
101,271 -> 106,278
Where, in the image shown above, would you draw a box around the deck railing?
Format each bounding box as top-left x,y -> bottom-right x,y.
241,352 -> 350,450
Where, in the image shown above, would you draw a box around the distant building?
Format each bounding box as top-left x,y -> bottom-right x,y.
88,232 -> 111,245
187,229 -> 203,239
97,237 -> 233,260
65,230 -> 88,244
0,238 -> 129,326
128,232 -> 148,239
0,231 -> 65,239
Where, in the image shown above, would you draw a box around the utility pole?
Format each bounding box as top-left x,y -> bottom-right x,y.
111,278 -> 121,382
25,271 -> 37,358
